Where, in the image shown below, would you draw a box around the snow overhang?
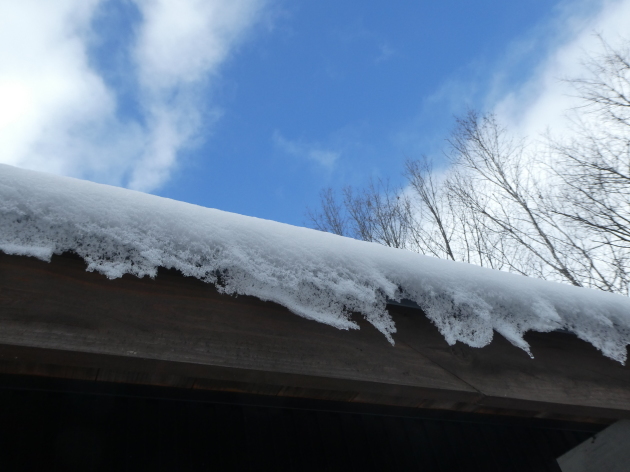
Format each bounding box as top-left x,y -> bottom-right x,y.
1,164 -> 629,363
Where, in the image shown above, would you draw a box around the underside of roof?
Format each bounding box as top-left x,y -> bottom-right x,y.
0,374 -> 602,472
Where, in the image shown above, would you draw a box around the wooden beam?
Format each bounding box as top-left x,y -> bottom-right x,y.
0,252 -> 628,421
557,420 -> 630,471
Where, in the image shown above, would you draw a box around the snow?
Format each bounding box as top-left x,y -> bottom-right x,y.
1,164 -> 629,364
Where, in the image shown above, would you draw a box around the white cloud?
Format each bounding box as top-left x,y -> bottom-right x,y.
133,0 -> 262,91
273,131 -> 341,168
0,0 -> 266,191
0,0 -> 121,178
127,0 -> 265,190
375,43 -> 395,63
494,0 -> 630,139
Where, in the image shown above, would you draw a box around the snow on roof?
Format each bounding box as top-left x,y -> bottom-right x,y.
1,163 -> 629,363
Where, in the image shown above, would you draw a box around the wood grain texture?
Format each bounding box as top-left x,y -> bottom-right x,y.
394,311 -> 630,419
0,252 -> 629,420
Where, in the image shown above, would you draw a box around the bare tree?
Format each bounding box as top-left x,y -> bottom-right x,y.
548,36 -> 630,294
446,111 -> 589,286
307,37 -> 630,295
404,157 -> 456,260
307,179 -> 413,249
306,188 -> 347,236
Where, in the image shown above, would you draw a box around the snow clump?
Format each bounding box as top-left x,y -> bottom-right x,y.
1,164 -> 629,363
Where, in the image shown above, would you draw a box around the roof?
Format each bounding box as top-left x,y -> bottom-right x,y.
1,250 -> 630,421
1,163 -> 629,363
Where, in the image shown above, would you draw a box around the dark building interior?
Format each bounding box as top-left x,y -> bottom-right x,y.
0,374 -> 601,472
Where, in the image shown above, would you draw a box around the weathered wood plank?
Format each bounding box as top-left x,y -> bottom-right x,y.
0,253 -> 479,404
393,307 -> 630,418
0,252 -> 629,420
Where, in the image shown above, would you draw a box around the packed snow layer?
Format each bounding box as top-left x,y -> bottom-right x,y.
1,164 -> 630,363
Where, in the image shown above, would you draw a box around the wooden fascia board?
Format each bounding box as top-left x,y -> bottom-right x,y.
0,252 -> 629,420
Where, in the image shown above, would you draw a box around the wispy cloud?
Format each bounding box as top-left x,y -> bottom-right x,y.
0,0 -> 266,192
394,0 -> 630,162
375,43 -> 395,63
493,0 -> 630,139
273,131 -> 340,168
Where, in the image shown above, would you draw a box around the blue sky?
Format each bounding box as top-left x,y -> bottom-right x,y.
157,1 -> 562,221
1,0 -> 629,226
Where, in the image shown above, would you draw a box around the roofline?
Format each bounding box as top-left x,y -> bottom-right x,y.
1,251 -> 629,422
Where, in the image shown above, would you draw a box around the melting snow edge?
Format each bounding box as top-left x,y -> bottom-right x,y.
1,164 -> 629,363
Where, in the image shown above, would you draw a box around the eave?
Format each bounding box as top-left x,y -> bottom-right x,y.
1,251 -> 628,423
